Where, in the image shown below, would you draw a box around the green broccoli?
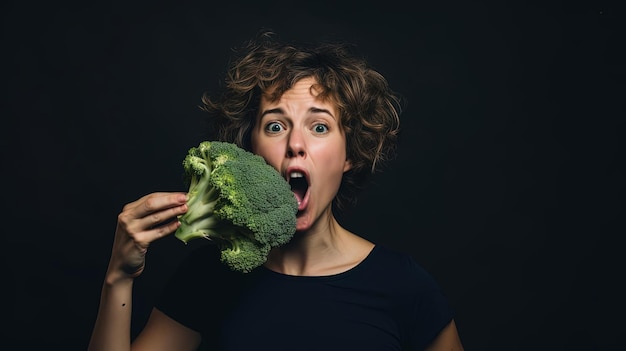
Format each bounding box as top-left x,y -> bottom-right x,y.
174,141 -> 298,273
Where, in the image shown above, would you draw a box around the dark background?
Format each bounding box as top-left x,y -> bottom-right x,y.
2,0 -> 624,350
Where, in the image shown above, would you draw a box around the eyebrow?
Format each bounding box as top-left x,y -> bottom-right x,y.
260,107 -> 335,119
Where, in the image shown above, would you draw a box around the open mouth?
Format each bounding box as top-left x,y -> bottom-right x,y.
288,171 -> 308,207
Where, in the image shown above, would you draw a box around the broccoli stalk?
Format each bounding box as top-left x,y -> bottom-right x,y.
174,141 -> 298,273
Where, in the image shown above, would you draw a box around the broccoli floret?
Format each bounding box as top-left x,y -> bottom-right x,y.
174,141 -> 298,273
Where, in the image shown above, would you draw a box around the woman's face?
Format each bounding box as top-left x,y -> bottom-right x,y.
251,77 -> 351,232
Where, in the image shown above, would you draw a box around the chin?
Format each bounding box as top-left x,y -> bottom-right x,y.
295,215 -> 312,232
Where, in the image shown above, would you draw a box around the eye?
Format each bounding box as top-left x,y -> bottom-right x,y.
265,122 -> 284,133
313,123 -> 329,134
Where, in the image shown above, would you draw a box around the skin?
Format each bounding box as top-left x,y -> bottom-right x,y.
252,77 -> 371,276
87,77 -> 464,351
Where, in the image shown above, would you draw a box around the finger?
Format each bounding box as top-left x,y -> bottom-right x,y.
123,192 -> 187,214
131,216 -> 182,249
139,202 -> 188,232
143,193 -> 188,213
117,194 -> 188,245
148,218 -> 183,240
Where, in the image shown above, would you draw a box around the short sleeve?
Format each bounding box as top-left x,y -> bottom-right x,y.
154,244 -> 234,333
405,257 -> 455,350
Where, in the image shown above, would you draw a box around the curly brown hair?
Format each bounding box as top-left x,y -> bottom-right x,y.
201,29 -> 402,212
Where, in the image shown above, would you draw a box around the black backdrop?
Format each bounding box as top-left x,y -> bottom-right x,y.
2,1 -> 624,350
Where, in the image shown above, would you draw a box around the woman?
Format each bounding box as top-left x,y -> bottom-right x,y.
88,30 -> 464,351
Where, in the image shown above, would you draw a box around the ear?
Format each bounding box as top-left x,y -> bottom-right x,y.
343,159 -> 352,172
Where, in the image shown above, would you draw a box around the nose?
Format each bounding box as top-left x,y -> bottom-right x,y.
286,129 -> 306,158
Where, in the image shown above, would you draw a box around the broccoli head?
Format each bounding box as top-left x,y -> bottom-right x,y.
174,141 -> 298,273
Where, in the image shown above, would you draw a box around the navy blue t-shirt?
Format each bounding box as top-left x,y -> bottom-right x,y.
155,244 -> 454,350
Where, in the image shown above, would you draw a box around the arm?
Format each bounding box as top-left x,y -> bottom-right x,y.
87,192 -> 198,351
132,308 -> 201,350
424,319 -> 464,351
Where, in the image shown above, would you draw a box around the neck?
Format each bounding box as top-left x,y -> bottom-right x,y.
264,213 -> 373,276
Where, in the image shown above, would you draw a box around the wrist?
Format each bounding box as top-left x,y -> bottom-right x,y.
104,265 -> 136,287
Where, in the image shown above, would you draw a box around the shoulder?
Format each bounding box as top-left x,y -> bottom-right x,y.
365,245 -> 439,289
368,246 -> 457,348
178,243 -> 222,267
155,243 -> 255,332
173,243 -> 262,286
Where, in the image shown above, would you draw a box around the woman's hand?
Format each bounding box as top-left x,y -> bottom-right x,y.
105,192 -> 188,284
